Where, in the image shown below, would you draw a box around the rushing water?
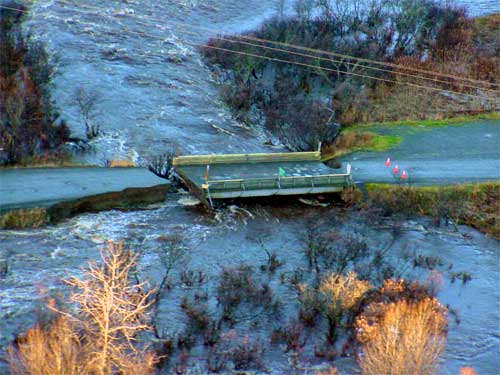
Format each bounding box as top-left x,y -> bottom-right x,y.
21,0 -> 500,166
1,200 -> 499,374
453,0 -> 500,15
0,0 -> 499,374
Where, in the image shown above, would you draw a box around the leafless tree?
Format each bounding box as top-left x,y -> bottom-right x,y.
64,242 -> 158,374
148,151 -> 175,180
74,86 -> 101,140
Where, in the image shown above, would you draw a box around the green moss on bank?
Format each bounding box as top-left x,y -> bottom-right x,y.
366,182 -> 500,239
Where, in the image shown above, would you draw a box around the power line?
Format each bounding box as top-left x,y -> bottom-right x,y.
48,0 -> 500,90
15,0 -> 500,94
1,3 -> 498,104
194,31 -> 500,95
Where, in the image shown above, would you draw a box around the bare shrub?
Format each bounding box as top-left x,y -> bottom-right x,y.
282,318 -> 307,353
157,234 -> 189,283
260,246 -> 284,273
357,298 -> 447,375
303,225 -> 331,275
297,283 -> 322,326
216,265 -> 274,317
303,228 -> 369,276
64,241 -> 158,374
319,272 -> 371,342
181,297 -> 210,333
9,241 -> 158,375
220,331 -> 265,370
74,86 -> 101,140
148,147 -> 177,179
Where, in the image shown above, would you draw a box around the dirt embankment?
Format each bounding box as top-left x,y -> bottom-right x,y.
0,184 -> 170,229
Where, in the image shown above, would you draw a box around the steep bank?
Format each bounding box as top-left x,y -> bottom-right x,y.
202,5 -> 499,151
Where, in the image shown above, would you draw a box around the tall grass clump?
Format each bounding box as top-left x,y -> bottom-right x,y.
0,208 -> 48,229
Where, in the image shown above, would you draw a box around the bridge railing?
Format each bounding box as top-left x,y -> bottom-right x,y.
203,173 -> 353,192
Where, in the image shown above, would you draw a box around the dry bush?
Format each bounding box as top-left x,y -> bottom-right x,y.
459,367 -> 477,375
216,265 -> 274,318
319,272 -> 371,342
358,298 -> 447,375
320,272 -> 371,312
9,316 -> 83,375
65,241 -> 158,374
9,241 -> 159,375
315,367 -> 338,375
322,131 -> 374,158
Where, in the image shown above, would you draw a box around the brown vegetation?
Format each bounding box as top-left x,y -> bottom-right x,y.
459,367 -> 478,375
0,207 -> 48,229
202,1 -> 499,149
322,131 -> 374,159
357,298 -> 447,375
8,242 -> 158,375
8,316 -> 83,375
366,182 -> 500,239
0,2 -> 70,166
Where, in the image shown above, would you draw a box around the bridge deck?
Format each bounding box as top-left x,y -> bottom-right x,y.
173,152 -> 352,207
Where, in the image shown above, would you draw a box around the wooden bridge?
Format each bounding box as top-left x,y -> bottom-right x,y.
173,151 -> 353,209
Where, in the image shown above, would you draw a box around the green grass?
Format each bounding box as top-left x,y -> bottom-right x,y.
352,111 -> 500,129
322,131 -> 402,161
365,182 -> 500,239
369,134 -> 402,151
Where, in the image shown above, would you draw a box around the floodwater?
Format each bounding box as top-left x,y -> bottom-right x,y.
0,200 -> 499,374
0,0 -> 499,374
22,0 -> 500,166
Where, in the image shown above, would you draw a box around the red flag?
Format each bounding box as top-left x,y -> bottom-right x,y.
385,157 -> 391,167
392,164 -> 399,174
401,170 -> 407,180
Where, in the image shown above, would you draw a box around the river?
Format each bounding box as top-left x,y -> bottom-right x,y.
0,0 -> 499,374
